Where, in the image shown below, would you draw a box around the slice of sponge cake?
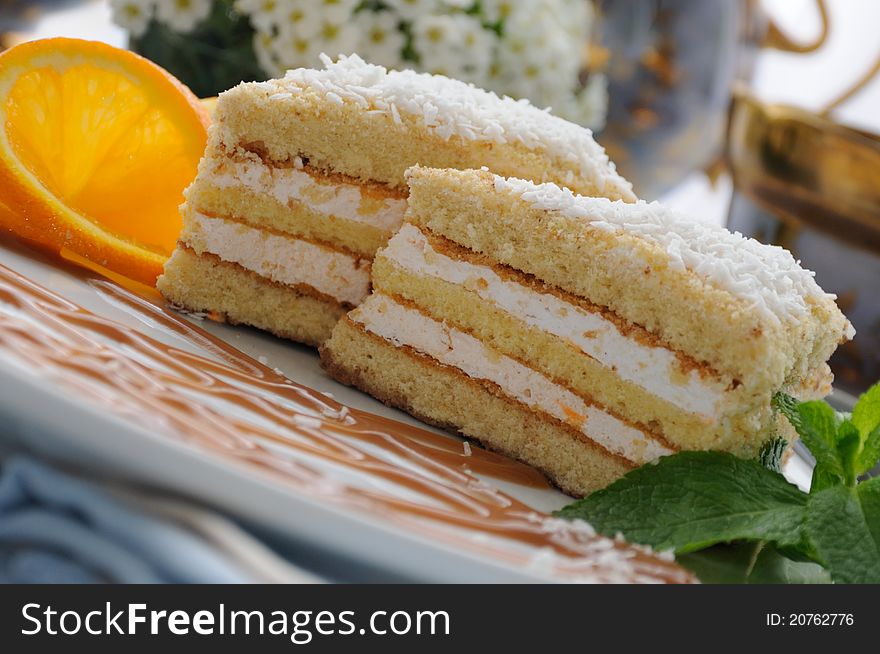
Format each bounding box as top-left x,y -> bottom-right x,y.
158,54 -> 632,346
321,166 -> 854,495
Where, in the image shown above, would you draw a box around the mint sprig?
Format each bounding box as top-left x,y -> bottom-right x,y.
805,481 -> 880,584
759,436 -> 787,473
554,452 -> 807,552
555,382 -> 880,584
852,384 -> 880,475
677,541 -> 830,584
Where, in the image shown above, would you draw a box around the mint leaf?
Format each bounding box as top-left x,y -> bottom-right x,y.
804,479 -> 880,583
773,393 -> 844,488
554,452 -> 807,553
793,401 -> 846,491
859,425 -> 880,477
677,541 -> 830,584
857,476 -> 880,560
772,392 -> 801,429
853,383 -> 880,474
775,387 -> 879,485
852,382 -> 880,441
836,420 -> 861,486
759,437 -> 787,473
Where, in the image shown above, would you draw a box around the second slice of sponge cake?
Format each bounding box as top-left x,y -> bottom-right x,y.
158,54 -> 633,346
321,167 -> 854,495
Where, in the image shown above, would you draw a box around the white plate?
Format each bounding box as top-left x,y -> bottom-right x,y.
0,237 -> 804,583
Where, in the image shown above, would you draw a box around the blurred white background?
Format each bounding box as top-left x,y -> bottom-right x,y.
5,0 -> 879,224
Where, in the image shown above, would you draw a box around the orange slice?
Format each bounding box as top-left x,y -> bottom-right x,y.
0,38 -> 209,285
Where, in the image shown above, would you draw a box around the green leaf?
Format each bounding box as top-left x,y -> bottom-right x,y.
759,437 -> 787,473
677,541 -> 830,584
857,476 -> 880,559
554,452 -> 807,553
804,480 -> 880,583
776,388 -> 879,485
836,420 -> 861,486
852,382 -> 880,441
773,393 -> 846,489
795,401 -> 846,491
858,425 -> 880,477
853,383 -> 880,475
772,392 -> 801,429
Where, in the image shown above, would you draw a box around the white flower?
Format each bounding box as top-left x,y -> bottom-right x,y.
494,8 -> 576,95
412,13 -> 495,84
272,30 -> 322,69
411,14 -> 462,76
235,0 -> 280,33
550,75 -> 607,131
239,0 -> 605,127
514,8 -> 559,51
273,20 -> 359,70
534,33 -> 580,82
110,0 -> 155,38
313,0 -> 359,24
313,20 -> 361,59
353,10 -> 406,70
441,0 -> 474,9
253,31 -> 285,78
560,0 -> 592,40
155,0 -> 212,33
273,0 -> 324,39
571,73 -> 607,130
479,0 -> 518,24
454,13 -> 495,81
383,0 -> 439,22
497,59 -> 543,104
410,14 -> 455,54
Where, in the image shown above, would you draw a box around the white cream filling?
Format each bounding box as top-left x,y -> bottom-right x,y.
351,294 -> 672,465
202,155 -> 406,232
383,224 -> 729,420
182,212 -> 370,305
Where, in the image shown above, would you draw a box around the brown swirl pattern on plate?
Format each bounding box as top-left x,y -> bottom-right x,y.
0,258 -> 692,583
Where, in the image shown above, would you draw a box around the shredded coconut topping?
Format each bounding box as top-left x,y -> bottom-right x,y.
167,302 -> 207,321
494,175 -> 833,325
275,54 -> 630,196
